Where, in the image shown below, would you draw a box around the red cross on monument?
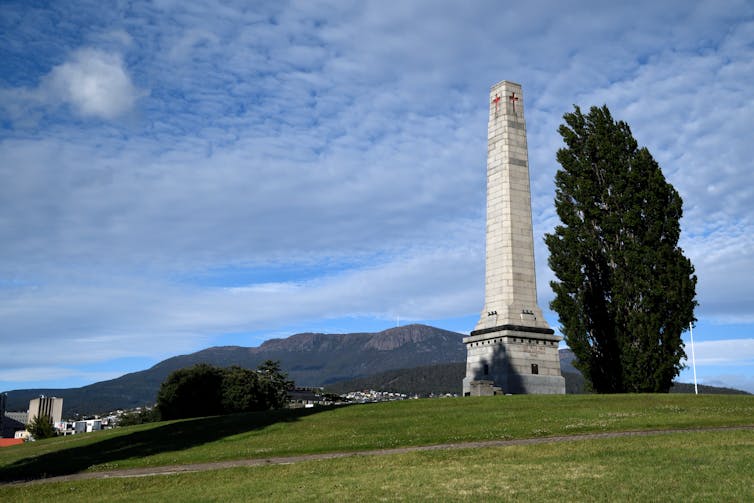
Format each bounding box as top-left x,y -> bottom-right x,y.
492,94 -> 501,116
509,92 -> 519,114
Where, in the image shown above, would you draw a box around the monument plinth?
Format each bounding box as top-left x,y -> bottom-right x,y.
463,81 -> 565,396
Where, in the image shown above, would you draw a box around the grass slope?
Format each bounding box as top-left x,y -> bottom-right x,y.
3,429 -> 752,501
1,394 -> 753,483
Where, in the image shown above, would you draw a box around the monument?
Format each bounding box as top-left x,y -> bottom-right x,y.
463,81 -> 565,395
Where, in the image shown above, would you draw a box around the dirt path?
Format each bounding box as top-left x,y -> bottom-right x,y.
7,425 -> 753,486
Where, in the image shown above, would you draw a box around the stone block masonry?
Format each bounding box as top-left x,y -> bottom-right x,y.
463,81 -> 565,395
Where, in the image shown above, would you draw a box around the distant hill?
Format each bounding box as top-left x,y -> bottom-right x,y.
669,382 -> 750,395
558,348 -> 579,374
5,326 -> 747,417
324,350 -> 586,395
4,324 -> 466,416
325,362 -> 466,396
324,351 -> 750,397
553,350 -> 749,395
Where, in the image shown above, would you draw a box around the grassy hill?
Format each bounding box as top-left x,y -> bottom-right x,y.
4,428 -> 751,501
0,394 -> 752,501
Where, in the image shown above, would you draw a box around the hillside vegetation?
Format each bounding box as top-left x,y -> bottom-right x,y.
8,324 -> 745,417
4,325 -> 465,416
324,362 -> 746,396
1,394 -> 752,485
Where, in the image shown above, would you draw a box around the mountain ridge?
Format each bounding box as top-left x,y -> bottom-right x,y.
4,324 -> 466,416
6,325 -> 744,418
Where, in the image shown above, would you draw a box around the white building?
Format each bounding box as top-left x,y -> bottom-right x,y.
56,418 -> 107,436
28,396 -> 63,425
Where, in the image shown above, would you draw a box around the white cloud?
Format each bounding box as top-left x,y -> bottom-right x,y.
0,367 -> 122,387
685,226 -> 754,323
0,246 -> 482,378
43,48 -> 144,119
0,94 -> 485,275
683,338 -> 754,366
1,48 -> 144,121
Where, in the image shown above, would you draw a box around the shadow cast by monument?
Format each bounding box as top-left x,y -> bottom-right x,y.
0,406 -> 334,483
465,342 -> 526,394
464,331 -> 565,395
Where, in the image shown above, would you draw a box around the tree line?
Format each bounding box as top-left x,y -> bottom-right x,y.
155,360 -> 292,420
26,361 -> 293,437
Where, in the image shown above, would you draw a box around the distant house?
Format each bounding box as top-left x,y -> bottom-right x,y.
57,419 -> 103,436
288,387 -> 326,408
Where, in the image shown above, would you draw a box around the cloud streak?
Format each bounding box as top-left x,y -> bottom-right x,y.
684,339 -> 754,367
0,247 -> 483,372
1,48 -> 144,121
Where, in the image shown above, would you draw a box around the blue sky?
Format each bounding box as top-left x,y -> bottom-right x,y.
1,0 -> 753,394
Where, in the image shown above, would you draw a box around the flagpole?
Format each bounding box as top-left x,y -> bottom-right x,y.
690,322 -> 698,395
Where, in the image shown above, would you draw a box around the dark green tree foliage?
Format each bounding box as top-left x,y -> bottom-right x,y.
157,361 -> 292,420
27,413 -> 56,439
545,105 -> 697,393
156,364 -> 224,420
220,363 -> 290,413
256,360 -> 292,410
220,366 -> 261,414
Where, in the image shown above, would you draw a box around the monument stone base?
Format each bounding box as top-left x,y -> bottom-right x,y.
462,326 -> 565,395
465,380 -> 503,396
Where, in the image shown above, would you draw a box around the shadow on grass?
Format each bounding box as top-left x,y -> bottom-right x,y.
0,406 -> 332,483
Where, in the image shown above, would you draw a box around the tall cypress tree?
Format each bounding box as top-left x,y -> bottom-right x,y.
545,105 -> 697,393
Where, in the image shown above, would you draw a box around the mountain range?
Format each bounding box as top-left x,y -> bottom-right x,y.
5,324 -> 744,417
4,324 -> 466,416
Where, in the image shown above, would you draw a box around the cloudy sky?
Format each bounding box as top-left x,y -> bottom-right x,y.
1,0 -> 753,394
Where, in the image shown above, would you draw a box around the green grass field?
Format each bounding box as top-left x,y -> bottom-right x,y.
1,394 -> 753,500
3,430 -> 752,501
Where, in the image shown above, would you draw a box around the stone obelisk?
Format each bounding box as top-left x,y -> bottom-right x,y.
462,81 -> 565,395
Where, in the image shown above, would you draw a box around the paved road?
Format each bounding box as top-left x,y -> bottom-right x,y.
7,425 -> 753,486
